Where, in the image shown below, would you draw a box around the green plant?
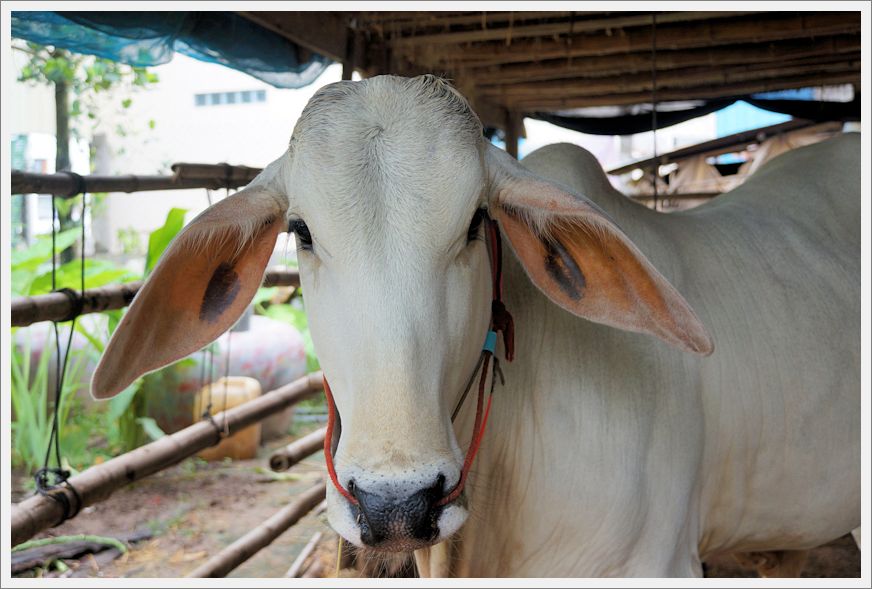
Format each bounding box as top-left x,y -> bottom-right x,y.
11,227 -> 139,297
10,330 -> 89,474
10,207 -> 188,472
14,40 -> 160,263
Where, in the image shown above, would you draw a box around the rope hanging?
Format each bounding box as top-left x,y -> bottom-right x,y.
650,12 -> 659,211
199,186 -> 234,441
33,178 -> 88,526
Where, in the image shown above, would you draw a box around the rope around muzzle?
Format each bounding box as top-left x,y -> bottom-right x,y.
322,215 -> 514,508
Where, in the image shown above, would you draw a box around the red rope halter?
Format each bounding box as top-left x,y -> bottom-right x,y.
323,215 -> 514,507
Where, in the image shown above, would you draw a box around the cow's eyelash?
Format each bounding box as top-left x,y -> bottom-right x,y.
467,208 -> 486,244
289,218 -> 313,251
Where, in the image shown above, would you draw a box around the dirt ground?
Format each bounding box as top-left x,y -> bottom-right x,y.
11,437 -> 860,579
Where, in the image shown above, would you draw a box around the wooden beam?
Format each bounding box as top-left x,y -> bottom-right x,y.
417,12 -> 860,67
470,35 -> 861,86
483,57 -> 860,99
390,12 -> 755,47
507,71 -> 859,110
360,11 -> 577,29
239,11 -> 362,71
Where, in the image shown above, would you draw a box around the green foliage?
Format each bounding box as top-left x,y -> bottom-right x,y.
145,208 -> 187,276
10,330 -> 89,474
9,208 -> 186,472
15,41 -> 160,141
11,228 -> 80,296
11,226 -> 139,297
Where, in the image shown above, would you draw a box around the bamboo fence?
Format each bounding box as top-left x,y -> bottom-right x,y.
11,372 -> 324,546
12,267 -> 300,327
12,163 -> 262,198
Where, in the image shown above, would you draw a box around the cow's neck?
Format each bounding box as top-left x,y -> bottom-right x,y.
449,200 -> 704,577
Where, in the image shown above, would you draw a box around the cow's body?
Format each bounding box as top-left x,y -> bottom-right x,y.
439,135 -> 860,576
92,75 -> 860,578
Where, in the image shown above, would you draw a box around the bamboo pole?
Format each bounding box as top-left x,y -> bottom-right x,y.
11,267 -> 299,327
11,163 -> 263,198
269,427 -> 326,472
187,481 -> 327,578
11,372 -> 324,546
284,531 -> 323,577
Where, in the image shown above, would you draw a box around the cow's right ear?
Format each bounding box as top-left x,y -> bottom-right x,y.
91,159 -> 290,399
485,144 -> 713,356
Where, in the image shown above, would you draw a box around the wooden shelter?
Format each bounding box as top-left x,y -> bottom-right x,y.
240,10 -> 861,154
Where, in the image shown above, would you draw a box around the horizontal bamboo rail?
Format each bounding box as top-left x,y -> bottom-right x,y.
11,372 -> 324,546
269,427 -> 326,472
12,267 -> 300,327
11,163 -> 263,198
187,481 -> 327,578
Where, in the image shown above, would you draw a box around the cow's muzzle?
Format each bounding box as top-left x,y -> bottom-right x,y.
348,475 -> 447,551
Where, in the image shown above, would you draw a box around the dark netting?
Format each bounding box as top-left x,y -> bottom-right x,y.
11,11 -> 332,89
530,94 -> 859,136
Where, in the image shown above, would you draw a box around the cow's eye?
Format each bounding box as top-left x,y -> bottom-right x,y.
289,218 -> 313,250
467,208 -> 486,243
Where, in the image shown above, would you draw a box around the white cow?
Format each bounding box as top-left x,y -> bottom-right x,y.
92,75 -> 860,577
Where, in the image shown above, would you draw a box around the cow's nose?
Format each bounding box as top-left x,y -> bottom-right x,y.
349,474 -> 446,549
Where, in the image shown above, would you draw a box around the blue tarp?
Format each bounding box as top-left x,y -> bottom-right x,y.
11,11 -> 332,89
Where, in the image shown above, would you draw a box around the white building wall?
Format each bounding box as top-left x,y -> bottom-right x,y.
89,55 -> 345,256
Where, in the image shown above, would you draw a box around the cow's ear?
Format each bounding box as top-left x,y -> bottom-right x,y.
486,144 -> 713,356
91,176 -> 288,399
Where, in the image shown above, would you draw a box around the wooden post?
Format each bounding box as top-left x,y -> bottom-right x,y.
342,26 -> 357,80
187,482 -> 327,578
11,373 -> 324,546
269,427 -> 326,471
504,111 -> 522,159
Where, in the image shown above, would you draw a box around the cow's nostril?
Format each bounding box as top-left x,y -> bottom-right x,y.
351,474 -> 449,549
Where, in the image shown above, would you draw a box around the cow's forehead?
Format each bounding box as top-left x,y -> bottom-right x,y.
287,76 -> 486,252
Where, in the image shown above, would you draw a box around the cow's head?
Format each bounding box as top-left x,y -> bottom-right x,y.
92,75 -> 712,553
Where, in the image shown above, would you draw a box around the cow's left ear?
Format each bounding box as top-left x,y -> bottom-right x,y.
486,144 -> 713,356
91,158 -> 290,400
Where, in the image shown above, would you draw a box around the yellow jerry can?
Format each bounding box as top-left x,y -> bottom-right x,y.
193,376 -> 262,461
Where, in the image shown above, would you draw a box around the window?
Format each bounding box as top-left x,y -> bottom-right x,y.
194,90 -> 265,107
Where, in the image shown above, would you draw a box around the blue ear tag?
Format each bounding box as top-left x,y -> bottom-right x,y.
483,330 -> 498,354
